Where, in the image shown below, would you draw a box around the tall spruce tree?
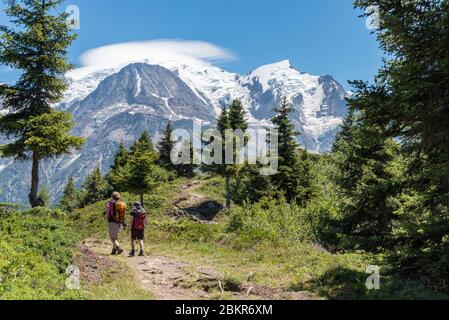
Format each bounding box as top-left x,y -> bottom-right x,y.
227,99 -> 249,207
208,106 -> 231,207
332,109 -> 400,248
231,164 -> 275,205
107,142 -> 130,190
271,97 -> 312,205
158,122 -> 197,178
175,139 -> 197,178
229,100 -> 248,133
59,177 -> 80,213
124,131 -> 168,206
351,0 -> 449,284
130,131 -> 155,156
208,100 -> 248,208
157,122 -> 176,172
82,167 -> 110,206
1,111 -> 84,207
111,142 -> 129,171
0,0 -> 83,207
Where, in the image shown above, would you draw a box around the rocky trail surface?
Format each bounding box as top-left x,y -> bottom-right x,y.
82,182 -> 318,300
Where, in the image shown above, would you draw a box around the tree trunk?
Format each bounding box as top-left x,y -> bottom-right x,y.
140,193 -> 144,207
225,175 -> 231,209
29,152 -> 43,208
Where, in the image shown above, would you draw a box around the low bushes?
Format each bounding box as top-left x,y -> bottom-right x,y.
0,208 -> 83,300
226,197 -> 315,248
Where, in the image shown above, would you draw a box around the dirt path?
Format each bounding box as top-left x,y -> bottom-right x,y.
86,241 -> 317,300
84,181 -> 318,300
127,255 -> 211,300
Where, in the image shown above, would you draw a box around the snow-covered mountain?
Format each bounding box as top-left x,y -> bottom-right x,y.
0,60 -> 349,204
240,60 -> 348,151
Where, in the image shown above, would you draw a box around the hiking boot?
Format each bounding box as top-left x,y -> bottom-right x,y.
116,247 -> 124,255
111,248 -> 117,255
138,250 -> 145,257
129,250 -> 135,257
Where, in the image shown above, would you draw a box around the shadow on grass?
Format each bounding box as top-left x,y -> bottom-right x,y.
184,200 -> 224,221
295,266 -> 449,300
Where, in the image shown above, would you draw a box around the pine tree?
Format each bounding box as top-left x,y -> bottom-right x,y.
107,142 -> 130,190
130,131 -> 155,156
124,132 -> 168,206
231,164 -> 275,205
111,142 -> 129,171
59,177 -> 80,213
217,106 -> 232,137
0,0 -> 83,207
208,100 -> 248,208
157,122 -> 176,172
332,109 -> 400,248
82,167 -> 110,206
229,100 -> 248,133
352,0 -> 449,284
174,139 -> 197,178
0,112 -> 84,207
207,106 -> 231,207
271,97 -> 312,205
157,122 -> 197,178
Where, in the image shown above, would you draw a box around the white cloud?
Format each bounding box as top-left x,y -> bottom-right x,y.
68,39 -> 236,79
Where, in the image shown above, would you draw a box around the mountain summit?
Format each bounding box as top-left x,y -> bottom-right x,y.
0,60 -> 349,203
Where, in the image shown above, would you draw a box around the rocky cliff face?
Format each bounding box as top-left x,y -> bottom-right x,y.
0,60 -> 349,204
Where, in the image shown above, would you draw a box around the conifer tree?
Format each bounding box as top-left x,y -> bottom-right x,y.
0,0 -> 83,207
111,142 -> 129,171
107,142 -> 129,190
174,139 -> 197,178
157,122 -> 197,178
351,0 -> 449,283
130,131 -> 155,155
82,167 -> 110,206
0,112 -> 84,207
208,100 -> 248,208
332,109 -> 400,248
271,98 -> 312,205
229,100 -> 248,133
157,122 -> 176,172
231,164 -> 275,205
207,106 -> 231,207
124,131 -> 168,206
59,177 -> 80,212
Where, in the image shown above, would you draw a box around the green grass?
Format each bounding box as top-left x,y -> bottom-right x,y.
86,274 -> 153,300
145,224 -> 448,300
83,252 -> 154,300
71,178 -> 186,239
65,179 -> 188,300
0,208 -> 84,300
196,176 -> 227,202
70,176 -> 449,300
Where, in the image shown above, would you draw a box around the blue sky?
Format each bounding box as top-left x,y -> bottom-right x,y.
0,0 -> 383,89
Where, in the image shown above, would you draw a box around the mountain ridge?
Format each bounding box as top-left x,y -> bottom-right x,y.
0,60 -> 349,204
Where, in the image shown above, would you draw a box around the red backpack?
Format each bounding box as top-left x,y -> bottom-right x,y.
133,211 -> 146,230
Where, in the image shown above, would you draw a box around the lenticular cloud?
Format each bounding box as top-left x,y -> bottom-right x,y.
69,39 -> 236,79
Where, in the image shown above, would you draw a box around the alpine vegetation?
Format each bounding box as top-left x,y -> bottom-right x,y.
1,0 -> 449,302
0,0 -> 84,207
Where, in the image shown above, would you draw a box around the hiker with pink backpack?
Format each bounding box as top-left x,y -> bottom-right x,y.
128,202 -> 147,257
105,192 -> 127,255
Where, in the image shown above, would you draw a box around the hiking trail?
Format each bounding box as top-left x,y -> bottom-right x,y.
83,181 -> 318,300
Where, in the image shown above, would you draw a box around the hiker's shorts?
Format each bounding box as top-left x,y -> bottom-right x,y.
108,222 -> 123,239
131,228 -> 145,241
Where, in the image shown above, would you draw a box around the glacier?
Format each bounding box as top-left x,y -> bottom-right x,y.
0,59 -> 349,204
